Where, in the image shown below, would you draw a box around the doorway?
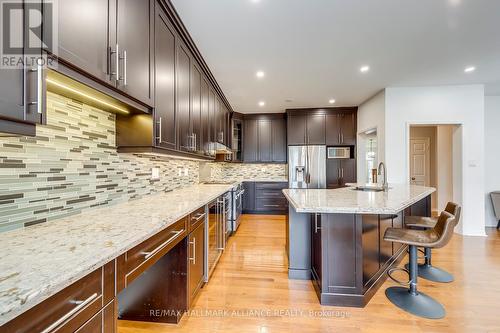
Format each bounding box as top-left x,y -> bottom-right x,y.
409,125 -> 462,217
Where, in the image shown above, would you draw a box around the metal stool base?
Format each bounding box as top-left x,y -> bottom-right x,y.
385,286 -> 445,319
404,263 -> 454,283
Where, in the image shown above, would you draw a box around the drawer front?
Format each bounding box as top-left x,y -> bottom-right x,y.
3,268 -> 104,333
255,189 -> 285,198
255,197 -> 288,211
75,300 -> 115,333
189,206 -> 206,231
255,182 -> 288,190
125,217 -> 188,285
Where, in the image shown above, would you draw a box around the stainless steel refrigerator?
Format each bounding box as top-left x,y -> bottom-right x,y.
288,145 -> 326,189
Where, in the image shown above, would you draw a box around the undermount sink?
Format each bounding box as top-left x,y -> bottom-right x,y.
352,185 -> 387,192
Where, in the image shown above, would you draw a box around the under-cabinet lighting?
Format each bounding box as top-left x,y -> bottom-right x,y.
46,78 -> 129,115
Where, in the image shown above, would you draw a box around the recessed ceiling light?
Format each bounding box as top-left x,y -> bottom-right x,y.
256,71 -> 265,78
258,101 -> 265,107
464,66 -> 476,73
328,99 -> 336,104
250,0 -> 261,3
360,65 -> 370,73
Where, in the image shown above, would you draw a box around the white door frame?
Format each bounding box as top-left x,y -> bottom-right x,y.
405,121 -> 464,232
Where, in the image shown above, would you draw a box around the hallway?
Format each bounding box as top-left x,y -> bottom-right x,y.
119,215 -> 500,333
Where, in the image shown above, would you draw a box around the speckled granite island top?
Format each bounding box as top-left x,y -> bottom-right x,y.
0,184 -> 232,326
282,184 -> 435,214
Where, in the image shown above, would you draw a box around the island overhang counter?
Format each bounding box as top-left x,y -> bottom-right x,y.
282,184 -> 435,307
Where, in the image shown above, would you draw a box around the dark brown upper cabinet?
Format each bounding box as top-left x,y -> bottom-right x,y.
287,108 -> 357,146
0,0 -> 44,136
201,78 -> 211,156
114,0 -> 154,105
287,112 -> 325,145
177,43 -> 192,152
191,64 -> 202,154
57,0 -> 111,84
57,0 -> 153,106
243,114 -> 286,163
325,111 -> 357,145
153,5 -> 176,150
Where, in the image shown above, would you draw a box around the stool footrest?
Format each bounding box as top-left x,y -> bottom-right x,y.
387,267 -> 410,286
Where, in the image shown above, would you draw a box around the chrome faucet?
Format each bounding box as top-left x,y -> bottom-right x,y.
378,162 -> 388,191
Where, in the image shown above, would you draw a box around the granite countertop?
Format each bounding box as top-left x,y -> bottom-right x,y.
282,184 -> 435,214
0,184 -> 233,326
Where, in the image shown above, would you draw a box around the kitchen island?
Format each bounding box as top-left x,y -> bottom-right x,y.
282,184 -> 435,307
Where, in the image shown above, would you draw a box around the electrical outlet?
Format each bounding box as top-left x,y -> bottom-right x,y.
178,167 -> 183,176
151,167 -> 160,180
184,167 -> 189,176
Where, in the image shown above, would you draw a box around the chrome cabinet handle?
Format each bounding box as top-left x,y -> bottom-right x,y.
142,229 -> 184,259
341,168 -> 344,178
338,168 -> 340,179
156,117 -> 162,143
191,212 -> 206,222
40,293 -> 99,333
28,63 -> 43,114
189,237 -> 196,264
110,44 -> 120,83
123,50 -> 127,85
314,214 -> 321,233
338,132 -> 341,144
341,133 -> 344,144
118,49 -> 127,85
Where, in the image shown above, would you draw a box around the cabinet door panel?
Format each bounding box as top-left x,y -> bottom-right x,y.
0,69 -> 24,121
379,215 -> 393,265
258,119 -> 272,162
287,114 -> 307,145
191,65 -> 202,153
311,214 -> 322,289
362,215 -> 379,286
242,182 -> 255,211
272,118 -> 287,162
325,114 -> 341,145
326,158 -> 341,189
340,112 -> 356,145
154,7 -> 176,149
340,159 -> 356,186
177,44 -> 191,152
209,90 -> 216,147
58,0 -> 110,83
243,119 -> 258,162
201,78 -> 210,155
189,222 -> 205,303
307,114 -> 326,144
117,0 -> 153,104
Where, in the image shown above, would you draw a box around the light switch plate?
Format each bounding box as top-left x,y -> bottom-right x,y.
151,167 -> 160,180
184,167 -> 189,176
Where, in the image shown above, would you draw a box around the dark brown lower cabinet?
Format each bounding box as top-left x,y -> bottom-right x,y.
309,196 -> 430,307
326,158 -> 356,189
188,220 -> 205,306
242,182 -> 288,214
1,262 -> 115,332
311,213 -> 322,290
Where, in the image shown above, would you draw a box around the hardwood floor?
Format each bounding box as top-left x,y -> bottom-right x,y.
118,215 -> 500,333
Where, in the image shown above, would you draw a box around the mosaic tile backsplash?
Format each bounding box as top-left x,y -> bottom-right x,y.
201,162 -> 288,182
0,92 -> 199,232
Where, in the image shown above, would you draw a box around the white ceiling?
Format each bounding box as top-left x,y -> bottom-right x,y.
171,0 -> 500,113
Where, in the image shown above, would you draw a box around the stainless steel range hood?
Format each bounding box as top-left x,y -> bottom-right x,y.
213,142 -> 233,155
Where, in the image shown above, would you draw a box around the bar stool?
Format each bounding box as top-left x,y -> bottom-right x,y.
383,211 -> 458,319
404,202 -> 461,283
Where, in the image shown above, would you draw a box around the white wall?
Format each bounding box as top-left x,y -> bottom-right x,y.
485,96 -> 500,227
357,90 -> 385,183
384,85 -> 485,236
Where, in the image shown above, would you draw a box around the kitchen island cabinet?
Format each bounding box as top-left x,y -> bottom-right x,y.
283,184 -> 434,307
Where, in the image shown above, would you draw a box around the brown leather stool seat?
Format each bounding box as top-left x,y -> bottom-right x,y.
383,210 -> 458,319
403,202 -> 461,283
